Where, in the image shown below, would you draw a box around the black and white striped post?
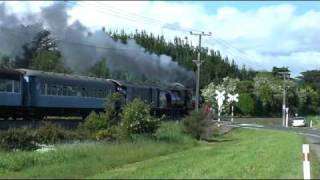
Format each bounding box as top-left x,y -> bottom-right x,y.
303,144 -> 311,179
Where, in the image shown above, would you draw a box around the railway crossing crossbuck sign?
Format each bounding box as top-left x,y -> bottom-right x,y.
227,93 -> 239,122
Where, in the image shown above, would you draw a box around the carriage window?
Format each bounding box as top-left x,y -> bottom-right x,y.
62,86 -> 67,96
76,87 -> 81,97
159,91 -> 167,107
51,85 -> 58,96
67,86 -> 76,96
40,83 -> 48,95
14,80 -> 20,93
82,87 -> 87,97
0,79 -> 20,93
40,83 -> 45,95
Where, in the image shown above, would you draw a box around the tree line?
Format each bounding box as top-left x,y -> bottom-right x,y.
0,28 -> 319,116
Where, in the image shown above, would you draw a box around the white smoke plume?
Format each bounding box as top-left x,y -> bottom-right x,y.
0,2 -> 195,87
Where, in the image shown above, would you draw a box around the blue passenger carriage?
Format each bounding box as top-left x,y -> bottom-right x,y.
18,69 -> 115,119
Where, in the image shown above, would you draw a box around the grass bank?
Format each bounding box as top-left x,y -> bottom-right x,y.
0,122 -> 311,179
0,122 -> 197,178
307,116 -> 320,128
93,128 -> 305,179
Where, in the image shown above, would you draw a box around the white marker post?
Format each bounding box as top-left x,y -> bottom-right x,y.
303,144 -> 311,180
285,108 -> 289,128
231,105 -> 234,122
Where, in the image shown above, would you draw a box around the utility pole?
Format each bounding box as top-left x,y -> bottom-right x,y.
190,31 -> 211,112
279,71 -> 290,127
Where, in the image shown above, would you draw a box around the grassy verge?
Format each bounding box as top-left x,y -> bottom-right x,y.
306,116 -> 320,128
0,122 -> 311,179
0,122 -> 197,178
310,148 -> 320,179
92,128 -> 304,179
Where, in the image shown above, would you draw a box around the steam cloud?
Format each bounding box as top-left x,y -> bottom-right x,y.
0,2 -> 195,87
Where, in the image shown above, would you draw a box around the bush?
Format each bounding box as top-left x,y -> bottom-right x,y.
120,98 -> 160,137
182,109 -> 208,140
36,122 -> 67,144
0,123 -> 83,151
83,111 -> 109,132
238,93 -> 255,115
0,128 -> 37,151
95,127 -> 117,141
83,93 -> 121,132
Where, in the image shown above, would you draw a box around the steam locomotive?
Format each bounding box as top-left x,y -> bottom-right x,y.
0,68 -> 194,120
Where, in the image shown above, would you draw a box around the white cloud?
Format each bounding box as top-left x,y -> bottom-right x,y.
3,1 -> 320,76
3,1 -> 53,16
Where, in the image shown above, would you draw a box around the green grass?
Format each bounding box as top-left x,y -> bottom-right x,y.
306,116 -> 320,128
0,122 -> 197,178
92,128 -> 305,179
310,148 -> 320,179
0,122 -> 311,179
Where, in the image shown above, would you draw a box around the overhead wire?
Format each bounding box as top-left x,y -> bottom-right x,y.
73,1 -> 258,63
2,1 -> 258,63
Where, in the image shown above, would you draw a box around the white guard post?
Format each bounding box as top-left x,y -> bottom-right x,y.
285,107 -> 289,128
303,144 -> 311,180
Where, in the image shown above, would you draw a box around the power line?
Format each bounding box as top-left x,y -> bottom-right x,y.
4,1 -> 259,66
204,39 -> 248,63
76,2 -> 162,28
85,2 -> 166,25
210,37 -> 256,61
75,1 -> 191,34
73,1 -> 258,63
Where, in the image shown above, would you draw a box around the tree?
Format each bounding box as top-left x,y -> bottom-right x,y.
272,66 -> 290,78
87,58 -> 110,79
299,70 -> 320,89
237,80 -> 254,94
201,77 -> 239,113
30,49 -> 70,73
15,30 -> 58,69
238,93 -> 255,115
0,55 -> 12,68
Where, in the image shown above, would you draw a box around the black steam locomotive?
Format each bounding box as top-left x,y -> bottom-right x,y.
0,68 -> 193,120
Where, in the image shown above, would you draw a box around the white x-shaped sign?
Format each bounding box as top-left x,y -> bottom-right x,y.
227,93 -> 239,103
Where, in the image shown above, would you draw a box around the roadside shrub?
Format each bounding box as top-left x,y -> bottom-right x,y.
83,111 -> 108,132
35,122 -> 77,144
0,128 -> 37,151
83,93 -> 121,132
120,98 -> 160,137
95,127 -> 117,141
182,109 -> 208,140
238,93 -> 255,115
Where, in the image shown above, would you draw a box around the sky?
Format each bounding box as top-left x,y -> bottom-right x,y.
2,1 -> 320,77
